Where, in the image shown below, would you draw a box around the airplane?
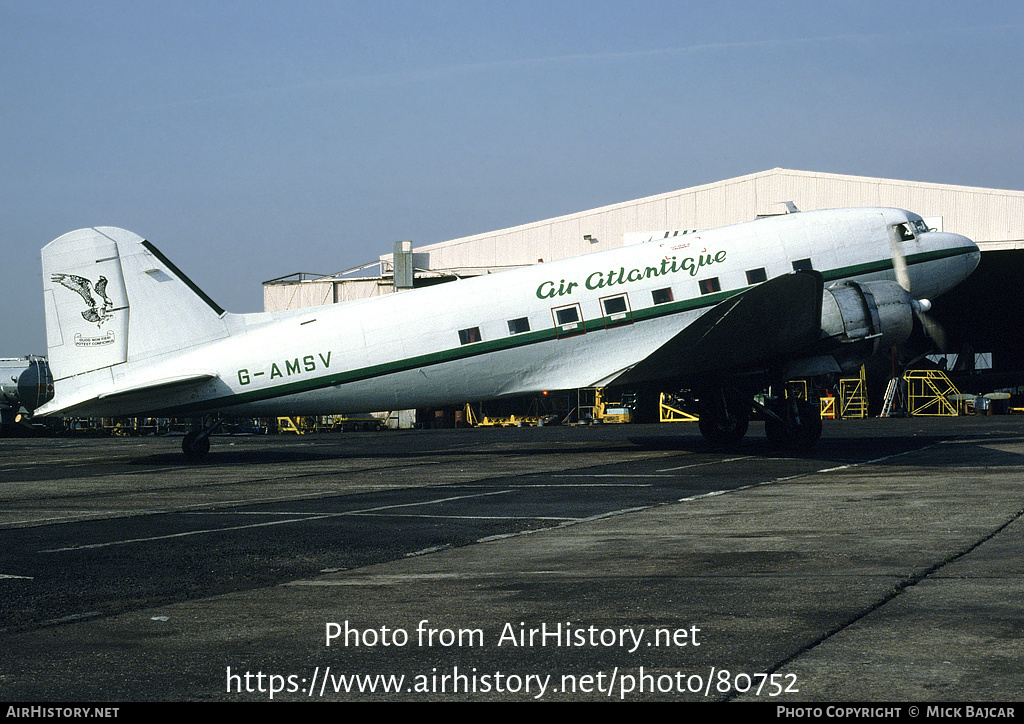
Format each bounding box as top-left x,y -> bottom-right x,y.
34,207 -> 980,460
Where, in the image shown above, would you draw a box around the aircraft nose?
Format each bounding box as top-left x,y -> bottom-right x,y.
962,234 -> 981,275
925,230 -> 981,293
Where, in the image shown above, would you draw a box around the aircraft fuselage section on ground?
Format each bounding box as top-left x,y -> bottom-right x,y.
37,208 -> 979,454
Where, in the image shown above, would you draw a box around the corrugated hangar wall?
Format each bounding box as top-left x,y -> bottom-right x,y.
264,168 -> 1024,312
413,168 -> 1024,272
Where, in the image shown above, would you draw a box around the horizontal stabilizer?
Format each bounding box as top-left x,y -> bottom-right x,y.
35,371 -> 218,418
613,271 -> 824,385
96,371 -> 219,400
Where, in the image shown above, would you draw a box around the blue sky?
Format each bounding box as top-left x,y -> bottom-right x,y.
3,0 -> 1023,354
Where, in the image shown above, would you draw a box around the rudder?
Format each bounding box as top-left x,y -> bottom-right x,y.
43,228 -> 131,380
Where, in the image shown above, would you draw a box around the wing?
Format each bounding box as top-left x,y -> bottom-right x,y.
612,270 -> 824,385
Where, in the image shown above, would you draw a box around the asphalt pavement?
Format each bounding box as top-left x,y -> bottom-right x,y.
0,417 -> 1020,702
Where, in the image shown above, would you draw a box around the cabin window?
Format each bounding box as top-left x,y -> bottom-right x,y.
652,287 -> 674,305
507,317 -> 530,335
791,258 -> 813,271
551,303 -> 585,338
746,268 -> 767,285
600,293 -> 632,327
458,327 -> 481,345
602,295 -> 628,316
699,277 -> 721,295
555,306 -> 579,325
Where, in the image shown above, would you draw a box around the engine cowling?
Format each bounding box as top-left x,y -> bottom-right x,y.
820,280 -> 915,372
15,358 -> 54,414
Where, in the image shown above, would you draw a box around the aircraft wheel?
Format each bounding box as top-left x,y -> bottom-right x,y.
182,431 -> 211,462
795,401 -> 823,449
764,412 -> 787,447
698,388 -> 749,446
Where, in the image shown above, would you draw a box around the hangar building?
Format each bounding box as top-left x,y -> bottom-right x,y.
264,168 -> 1024,418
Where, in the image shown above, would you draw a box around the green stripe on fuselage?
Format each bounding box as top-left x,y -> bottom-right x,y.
154,246 -> 970,416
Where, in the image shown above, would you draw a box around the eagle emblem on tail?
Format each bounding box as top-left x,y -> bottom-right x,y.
51,274 -> 115,325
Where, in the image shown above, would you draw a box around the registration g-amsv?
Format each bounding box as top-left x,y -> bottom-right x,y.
237,351 -> 333,385
536,250 -> 728,299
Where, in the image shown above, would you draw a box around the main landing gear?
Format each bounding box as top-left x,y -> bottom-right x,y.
697,385 -> 749,447
182,416 -> 222,462
697,385 -> 822,451
758,396 -> 823,451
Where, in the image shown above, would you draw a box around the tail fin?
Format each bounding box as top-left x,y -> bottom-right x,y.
42,227 -> 229,387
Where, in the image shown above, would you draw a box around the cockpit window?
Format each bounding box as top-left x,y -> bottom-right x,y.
894,223 -> 915,242
911,219 -> 929,235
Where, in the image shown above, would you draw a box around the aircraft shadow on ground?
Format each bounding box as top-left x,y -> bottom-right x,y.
129,428 -> 1024,469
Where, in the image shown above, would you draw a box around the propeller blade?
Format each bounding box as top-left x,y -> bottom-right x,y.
920,312 -> 947,352
889,234 -> 911,291
909,298 -> 946,352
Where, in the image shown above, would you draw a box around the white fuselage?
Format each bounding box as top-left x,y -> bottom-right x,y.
42,208 -> 980,419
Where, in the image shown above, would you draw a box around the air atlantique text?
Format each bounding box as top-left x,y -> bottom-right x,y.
536,250 -> 727,299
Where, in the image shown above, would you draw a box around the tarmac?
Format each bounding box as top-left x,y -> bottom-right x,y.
0,416 -> 1021,703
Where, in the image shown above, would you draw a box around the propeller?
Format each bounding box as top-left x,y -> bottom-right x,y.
890,230 -> 947,352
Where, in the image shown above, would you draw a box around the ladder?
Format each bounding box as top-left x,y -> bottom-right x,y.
839,367 -> 868,418
880,377 -> 901,417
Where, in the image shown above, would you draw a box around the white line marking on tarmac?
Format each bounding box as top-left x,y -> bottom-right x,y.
32,442 -> 945,559
657,456 -> 752,472
347,513 -> 577,520
38,490 -> 513,553
460,482 -> 654,487
555,474 -> 671,478
676,442 -> 942,502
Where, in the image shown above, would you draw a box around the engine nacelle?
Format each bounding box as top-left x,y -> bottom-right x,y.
820,280 -> 915,371
15,358 -> 54,414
